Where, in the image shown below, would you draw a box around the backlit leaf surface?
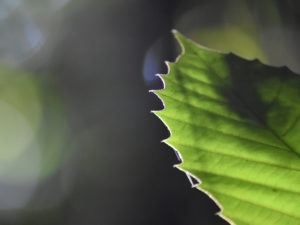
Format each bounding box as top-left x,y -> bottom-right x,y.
153,31 -> 300,225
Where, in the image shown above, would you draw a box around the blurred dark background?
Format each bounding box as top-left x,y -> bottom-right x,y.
0,0 -> 300,224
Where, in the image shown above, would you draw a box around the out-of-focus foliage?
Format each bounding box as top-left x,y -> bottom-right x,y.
154,31 -> 300,225
176,0 -> 266,61
0,65 -> 68,210
174,0 -> 300,72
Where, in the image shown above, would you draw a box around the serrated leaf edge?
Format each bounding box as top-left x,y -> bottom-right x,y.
150,29 -> 235,225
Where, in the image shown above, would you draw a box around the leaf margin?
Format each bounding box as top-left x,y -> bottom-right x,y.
150,29 -> 235,225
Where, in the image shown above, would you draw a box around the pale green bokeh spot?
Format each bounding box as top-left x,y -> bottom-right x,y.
0,65 -> 69,183
0,100 -> 35,171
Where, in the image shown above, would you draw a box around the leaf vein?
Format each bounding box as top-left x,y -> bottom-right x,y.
209,189 -> 300,220
161,111 -> 290,152
159,92 -> 258,127
166,78 -> 227,105
169,141 -> 300,172
281,112 -> 300,137
189,168 -> 300,195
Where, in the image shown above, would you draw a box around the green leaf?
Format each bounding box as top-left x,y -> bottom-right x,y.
153,30 -> 300,225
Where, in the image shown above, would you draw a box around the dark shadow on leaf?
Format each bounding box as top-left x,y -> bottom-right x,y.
220,53 -> 298,126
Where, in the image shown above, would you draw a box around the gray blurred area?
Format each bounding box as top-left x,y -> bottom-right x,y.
0,0 -> 300,224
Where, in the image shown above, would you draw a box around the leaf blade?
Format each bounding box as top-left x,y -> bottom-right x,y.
154,30 -> 300,225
